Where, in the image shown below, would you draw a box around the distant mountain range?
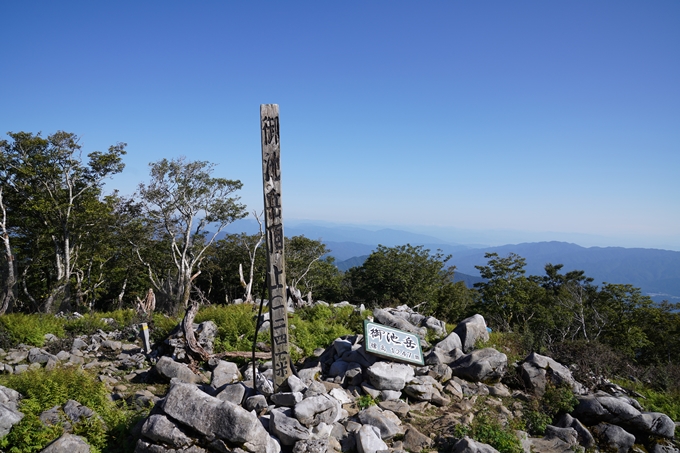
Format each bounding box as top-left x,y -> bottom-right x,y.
330,241 -> 680,303
222,220 -> 680,302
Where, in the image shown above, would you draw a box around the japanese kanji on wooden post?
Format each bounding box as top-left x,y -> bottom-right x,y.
260,104 -> 292,390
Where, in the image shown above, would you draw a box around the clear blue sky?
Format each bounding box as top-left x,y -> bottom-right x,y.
2,1 -> 679,250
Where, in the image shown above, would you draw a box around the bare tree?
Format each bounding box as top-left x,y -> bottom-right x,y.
0,187 -> 16,315
238,211 -> 265,304
137,157 -> 246,313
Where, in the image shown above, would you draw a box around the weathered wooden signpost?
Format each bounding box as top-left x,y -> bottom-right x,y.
260,104 -> 292,391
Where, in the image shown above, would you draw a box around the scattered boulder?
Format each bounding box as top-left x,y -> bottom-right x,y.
295,393 -> 342,427
591,422 -> 635,453
154,356 -> 204,384
357,405 -> 403,440
573,394 -> 676,438
210,360 -> 241,389
0,385 -> 21,411
0,401 -> 24,437
140,414 -> 194,448
450,348 -> 507,383
355,424 -> 388,453
402,425 -> 433,452
365,361 -> 415,391
452,436 -> 500,453
554,413 -> 595,449
520,352 -> 585,397
161,381 -> 275,452
373,308 -> 427,339
453,315 -> 489,353
270,408 -> 310,446
41,433 -> 91,453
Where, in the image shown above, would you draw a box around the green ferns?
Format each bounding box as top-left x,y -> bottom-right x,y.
0,367 -> 140,453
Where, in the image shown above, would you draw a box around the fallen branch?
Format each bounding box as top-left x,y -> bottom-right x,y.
214,351 -> 270,360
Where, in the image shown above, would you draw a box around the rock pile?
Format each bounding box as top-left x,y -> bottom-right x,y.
0,303 -> 677,453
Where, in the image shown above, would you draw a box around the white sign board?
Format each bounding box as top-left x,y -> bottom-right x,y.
364,320 -> 424,366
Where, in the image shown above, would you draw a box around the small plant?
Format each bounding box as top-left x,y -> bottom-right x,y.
357,394 -> 376,410
542,383 -> 578,417
524,409 -> 552,435
455,412 -> 523,453
520,383 -> 578,435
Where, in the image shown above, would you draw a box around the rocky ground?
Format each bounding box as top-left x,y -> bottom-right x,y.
0,303 -> 678,453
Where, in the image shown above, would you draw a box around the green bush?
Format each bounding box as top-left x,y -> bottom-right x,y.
0,367 -> 139,453
64,314 -> 113,336
542,383 -> 578,417
614,378 -> 680,422
523,409 -> 552,435
195,304 -> 262,352
150,313 -> 181,343
290,305 -> 365,357
0,313 -> 65,347
60,309 -> 141,338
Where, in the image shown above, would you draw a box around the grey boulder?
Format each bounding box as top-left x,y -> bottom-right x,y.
270,408 -> 310,446
357,405 -> 403,440
365,361 -> 415,391
0,402 -> 24,437
520,352 -> 585,397
355,424 -> 388,453
591,422 -> 635,453
450,348 -> 507,383
453,315 -> 489,353
574,395 -> 676,438
373,308 -> 426,339
451,436 -> 500,453
295,393 -> 342,427
41,433 -> 90,453
141,414 -> 193,448
155,356 -> 204,384
211,360 -> 241,389
162,382 -> 276,452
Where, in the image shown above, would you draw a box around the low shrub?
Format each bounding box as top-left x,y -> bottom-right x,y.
195,304 -> 263,352
290,305 -> 365,358
519,383 -> 578,435
0,313 -> 65,347
453,412 -> 522,453
615,377 -> 680,422
0,367 -> 139,453
542,383 -> 578,417
150,313 -> 181,343
64,314 -> 114,336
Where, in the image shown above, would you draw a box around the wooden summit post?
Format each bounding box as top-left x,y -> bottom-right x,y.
260,104 -> 291,390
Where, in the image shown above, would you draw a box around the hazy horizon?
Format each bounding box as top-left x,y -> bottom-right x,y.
227,217 -> 680,252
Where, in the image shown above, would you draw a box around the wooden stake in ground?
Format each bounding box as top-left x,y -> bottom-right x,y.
260,104 -> 292,390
